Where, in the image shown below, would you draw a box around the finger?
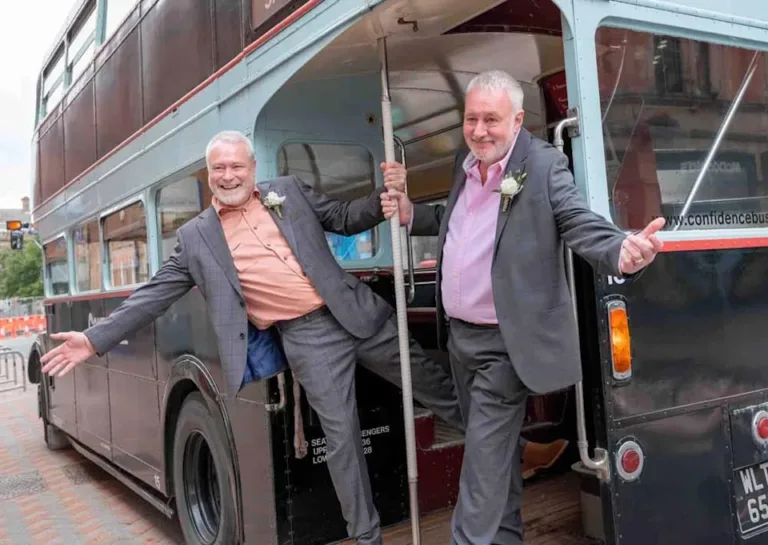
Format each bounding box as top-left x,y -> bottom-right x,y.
639,217 -> 666,238
619,255 -> 635,275
40,345 -> 65,364
632,237 -> 655,259
649,234 -> 663,252
49,332 -> 71,342
42,353 -> 68,374
58,360 -> 79,377
622,240 -> 642,262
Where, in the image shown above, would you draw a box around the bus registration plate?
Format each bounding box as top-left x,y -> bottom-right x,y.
735,462 -> 768,535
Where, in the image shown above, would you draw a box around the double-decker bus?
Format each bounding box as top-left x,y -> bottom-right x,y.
23,0 -> 768,543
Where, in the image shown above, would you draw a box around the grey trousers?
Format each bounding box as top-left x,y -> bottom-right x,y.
447,319 -> 530,545
275,307 -> 463,545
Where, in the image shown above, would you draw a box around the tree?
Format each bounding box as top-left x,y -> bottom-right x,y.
0,237 -> 43,298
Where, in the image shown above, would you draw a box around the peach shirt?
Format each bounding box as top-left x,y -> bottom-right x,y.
213,190 -> 324,329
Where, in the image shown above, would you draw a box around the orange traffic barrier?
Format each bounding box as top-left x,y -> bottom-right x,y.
0,315 -> 46,339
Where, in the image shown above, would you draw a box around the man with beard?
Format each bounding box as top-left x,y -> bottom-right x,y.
41,130 -> 461,545
380,70 -> 664,544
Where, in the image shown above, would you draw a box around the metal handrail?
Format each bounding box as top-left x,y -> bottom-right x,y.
393,135 -> 416,304
554,115 -> 610,482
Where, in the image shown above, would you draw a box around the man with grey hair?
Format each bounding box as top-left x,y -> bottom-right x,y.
381,69 -> 664,543
41,129 -> 463,545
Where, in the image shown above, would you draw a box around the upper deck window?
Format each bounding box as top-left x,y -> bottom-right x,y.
68,5 -> 97,83
42,49 -> 65,116
596,28 -> 768,233
105,0 -> 138,41
103,201 -> 149,288
278,143 -> 378,261
43,237 -> 70,296
73,221 -> 101,292
156,169 -> 211,263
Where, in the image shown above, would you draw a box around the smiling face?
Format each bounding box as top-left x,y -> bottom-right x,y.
207,140 -> 256,207
463,87 -> 525,168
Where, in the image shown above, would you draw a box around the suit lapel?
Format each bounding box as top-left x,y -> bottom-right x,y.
196,207 -> 243,297
494,128 -> 531,257
256,182 -> 301,261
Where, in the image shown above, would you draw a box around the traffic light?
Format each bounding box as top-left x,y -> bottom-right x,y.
9,231 -> 23,250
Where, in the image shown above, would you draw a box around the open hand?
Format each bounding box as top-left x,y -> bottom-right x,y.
619,217 -> 665,275
40,331 -> 96,377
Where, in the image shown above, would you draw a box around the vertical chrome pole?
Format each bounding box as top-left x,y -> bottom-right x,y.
378,36 -> 421,544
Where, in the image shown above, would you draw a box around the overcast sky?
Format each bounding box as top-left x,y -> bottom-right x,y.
1,1 -> 73,209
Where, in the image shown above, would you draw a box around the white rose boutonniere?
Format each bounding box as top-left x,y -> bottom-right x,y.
495,169 -> 527,213
263,191 -> 286,219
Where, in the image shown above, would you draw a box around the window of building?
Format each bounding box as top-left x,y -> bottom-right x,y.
156,169 -> 211,263
43,237 -> 70,296
73,221 -> 101,292
278,143 -> 379,261
103,201 -> 149,288
653,36 -> 684,95
596,27 -> 768,232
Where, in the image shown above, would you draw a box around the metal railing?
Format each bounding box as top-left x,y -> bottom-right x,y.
0,297 -> 44,319
0,347 -> 26,394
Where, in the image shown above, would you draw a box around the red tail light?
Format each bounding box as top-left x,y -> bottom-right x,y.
616,439 -> 644,482
753,410 -> 768,446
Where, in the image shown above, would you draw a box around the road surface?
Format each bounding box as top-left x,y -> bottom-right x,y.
0,337 -> 184,544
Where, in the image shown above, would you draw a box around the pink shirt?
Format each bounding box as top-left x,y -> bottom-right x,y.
441,138 -> 517,324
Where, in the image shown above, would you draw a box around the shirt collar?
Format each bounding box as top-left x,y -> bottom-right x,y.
212,188 -> 260,215
462,131 -> 519,183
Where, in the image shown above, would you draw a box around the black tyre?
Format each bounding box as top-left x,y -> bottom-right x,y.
40,383 -> 69,451
172,392 -> 237,545
43,422 -> 70,451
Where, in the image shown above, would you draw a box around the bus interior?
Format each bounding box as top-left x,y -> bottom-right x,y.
254,1 -> 600,542
252,0 -> 768,541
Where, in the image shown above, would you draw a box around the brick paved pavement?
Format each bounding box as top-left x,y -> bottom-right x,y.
0,387 -> 185,545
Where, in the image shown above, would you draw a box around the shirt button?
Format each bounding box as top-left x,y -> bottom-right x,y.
239,332 -> 245,339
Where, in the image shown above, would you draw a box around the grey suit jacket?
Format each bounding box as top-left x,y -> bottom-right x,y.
85,176 -> 392,396
410,128 -> 627,394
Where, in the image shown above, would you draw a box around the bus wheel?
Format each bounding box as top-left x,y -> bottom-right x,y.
172,392 -> 237,545
40,384 -> 69,451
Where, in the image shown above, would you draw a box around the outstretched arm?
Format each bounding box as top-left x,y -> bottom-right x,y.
295,177 -> 386,235
41,231 -> 195,376
548,153 -> 663,276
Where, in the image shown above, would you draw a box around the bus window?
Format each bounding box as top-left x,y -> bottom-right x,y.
156,170 -> 210,263
278,143 -> 378,261
43,237 -> 70,296
42,49 -> 65,117
596,28 -> 768,232
102,201 -> 149,288
402,198 -> 448,269
73,221 -> 101,292
68,5 -> 97,83
104,0 -> 137,41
